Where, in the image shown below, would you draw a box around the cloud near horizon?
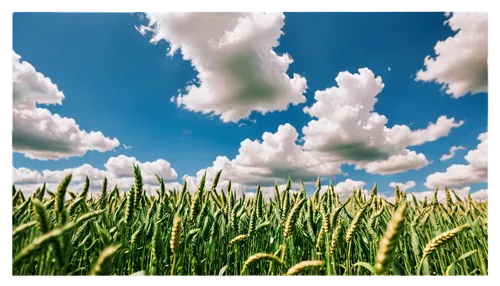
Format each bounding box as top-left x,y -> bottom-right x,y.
181,123 -> 342,192
425,132 -> 487,188
13,152 -> 488,203
389,181 -> 416,192
13,155 -> 180,195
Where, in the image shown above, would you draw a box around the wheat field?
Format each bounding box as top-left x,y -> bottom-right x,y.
12,165 -> 488,276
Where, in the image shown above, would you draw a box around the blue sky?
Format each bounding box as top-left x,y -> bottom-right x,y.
12,12 -> 488,198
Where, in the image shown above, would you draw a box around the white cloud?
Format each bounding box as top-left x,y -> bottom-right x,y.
123,144 -> 132,149
301,68 -> 462,174
182,123 -> 342,193
389,180 -> 416,192
471,189 -> 488,201
12,167 -> 42,184
259,183 -> 302,201
411,186 -> 487,204
440,145 -> 466,161
321,179 -> 489,203
12,51 -> 120,160
244,192 -> 256,198
425,132 -> 487,188
138,13 -> 307,123
12,155 -> 180,194
359,150 -> 430,175
332,179 -> 369,201
416,13 -> 488,98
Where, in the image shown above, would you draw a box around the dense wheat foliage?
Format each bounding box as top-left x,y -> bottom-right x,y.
12,165 -> 488,276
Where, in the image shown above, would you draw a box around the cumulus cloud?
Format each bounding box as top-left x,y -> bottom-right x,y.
416,13 -> 488,98
181,123 -> 342,193
12,51 -> 120,160
301,68 -> 462,174
389,181 -> 416,192
410,186 -> 484,203
378,185 -> 486,204
12,167 -> 42,184
359,150 -> 430,175
244,192 -> 256,198
137,13 -> 307,122
440,145 -> 466,161
425,132 -> 487,188
471,189 -> 488,201
12,155 -> 180,195
332,179 -> 369,201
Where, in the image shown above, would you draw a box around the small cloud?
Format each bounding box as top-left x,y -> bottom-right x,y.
388,67 -> 391,71
182,128 -> 192,136
343,172 -> 349,177
134,25 -> 152,36
440,145 -> 466,161
425,132 -> 487,189
407,120 -> 422,127
389,181 -> 416,192
238,123 -> 246,127
122,144 -> 132,150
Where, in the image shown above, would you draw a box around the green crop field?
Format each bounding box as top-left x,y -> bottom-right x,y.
12,165 -> 488,276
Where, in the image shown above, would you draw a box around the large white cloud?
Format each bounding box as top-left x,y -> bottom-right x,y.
301,68 -> 462,174
425,132 -> 487,188
12,155 -> 180,195
182,123 -> 342,193
137,13 -> 307,123
181,68 -> 465,185
440,145 -> 466,161
12,51 -> 120,160
416,13 -> 488,98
